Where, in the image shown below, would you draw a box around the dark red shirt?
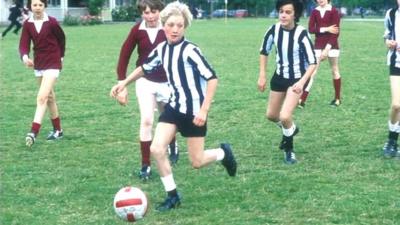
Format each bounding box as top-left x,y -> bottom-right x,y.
116,20 -> 167,82
19,14 -> 65,70
308,5 -> 340,50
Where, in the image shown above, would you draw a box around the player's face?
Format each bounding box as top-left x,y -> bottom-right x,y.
31,0 -> 45,19
279,4 -> 295,30
163,14 -> 185,45
317,0 -> 328,7
142,6 -> 160,28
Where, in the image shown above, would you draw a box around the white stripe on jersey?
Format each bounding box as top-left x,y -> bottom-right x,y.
260,23 -> 316,79
143,39 -> 216,116
384,8 -> 400,68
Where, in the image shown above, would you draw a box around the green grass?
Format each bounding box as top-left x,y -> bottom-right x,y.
1,18 -> 400,225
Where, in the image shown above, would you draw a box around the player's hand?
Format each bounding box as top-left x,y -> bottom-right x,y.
24,58 -> 34,68
193,109 -> 207,127
257,75 -> 267,92
110,83 -> 125,99
320,49 -> 329,61
116,87 -> 128,106
386,40 -> 397,50
292,81 -> 304,94
327,25 -> 339,34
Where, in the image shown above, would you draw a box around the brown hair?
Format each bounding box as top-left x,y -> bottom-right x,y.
27,0 -> 47,10
137,0 -> 164,14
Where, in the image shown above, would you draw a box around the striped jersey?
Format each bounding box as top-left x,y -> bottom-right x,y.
142,38 -> 217,116
260,23 -> 316,79
384,7 -> 400,68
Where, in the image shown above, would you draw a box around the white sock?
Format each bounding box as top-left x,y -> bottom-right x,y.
282,124 -> 296,137
160,174 -> 176,192
388,121 -> 399,132
215,148 -> 225,161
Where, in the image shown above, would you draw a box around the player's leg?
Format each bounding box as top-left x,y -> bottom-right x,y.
156,82 -> 179,165
266,90 -> 286,128
151,122 -> 180,211
136,78 -> 157,179
299,51 -> 321,108
279,86 -> 302,164
45,70 -> 63,141
329,56 -> 341,106
383,75 -> 400,157
26,72 -> 57,147
186,137 -> 236,176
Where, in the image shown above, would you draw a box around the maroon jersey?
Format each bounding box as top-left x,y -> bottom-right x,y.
116,20 -> 167,82
19,13 -> 65,70
308,5 -> 340,50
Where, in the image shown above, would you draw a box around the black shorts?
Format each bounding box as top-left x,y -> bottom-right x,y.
390,66 -> 400,76
270,72 -> 300,92
159,104 -> 207,137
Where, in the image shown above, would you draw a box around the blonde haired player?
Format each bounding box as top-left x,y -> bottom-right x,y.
111,1 -> 237,211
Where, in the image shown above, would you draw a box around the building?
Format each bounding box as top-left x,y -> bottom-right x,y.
0,0 -> 130,24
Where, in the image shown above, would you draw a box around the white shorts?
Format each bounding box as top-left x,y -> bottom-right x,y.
34,69 -> 60,78
135,78 -> 170,104
315,49 -> 340,58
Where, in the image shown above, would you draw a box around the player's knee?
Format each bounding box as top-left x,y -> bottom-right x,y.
36,94 -> 49,105
141,117 -> 154,129
391,103 -> 400,111
190,159 -> 202,169
266,112 -> 278,122
150,144 -> 164,156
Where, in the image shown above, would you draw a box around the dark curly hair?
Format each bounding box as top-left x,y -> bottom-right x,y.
276,0 -> 304,23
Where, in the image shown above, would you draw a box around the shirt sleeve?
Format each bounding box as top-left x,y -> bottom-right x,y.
301,30 -> 317,65
187,46 -> 217,80
308,11 -> 318,34
116,27 -> 138,80
19,22 -> 31,60
51,19 -> 66,58
328,8 -> 340,47
259,25 -> 275,56
383,9 -> 392,40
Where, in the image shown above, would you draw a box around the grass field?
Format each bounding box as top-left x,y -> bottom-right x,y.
1,18 -> 400,225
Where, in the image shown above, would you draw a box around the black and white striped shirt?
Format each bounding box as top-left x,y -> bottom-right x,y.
384,8 -> 400,68
142,38 -> 217,116
260,23 -> 316,79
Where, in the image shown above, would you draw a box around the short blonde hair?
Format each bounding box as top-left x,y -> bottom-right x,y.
160,1 -> 193,28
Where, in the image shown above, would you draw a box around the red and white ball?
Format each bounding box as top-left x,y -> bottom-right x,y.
113,186 -> 148,222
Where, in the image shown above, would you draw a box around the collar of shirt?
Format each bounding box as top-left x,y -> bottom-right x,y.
138,19 -> 162,30
167,37 -> 185,47
27,12 -> 49,23
316,4 -> 332,17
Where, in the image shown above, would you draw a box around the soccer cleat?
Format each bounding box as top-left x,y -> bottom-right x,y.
220,143 -> 237,177
168,140 -> 179,165
284,149 -> 297,164
382,140 -> 398,158
279,127 -> 299,150
330,99 -> 341,107
46,129 -> 63,141
156,193 -> 181,212
25,132 -> 36,147
138,165 -> 151,181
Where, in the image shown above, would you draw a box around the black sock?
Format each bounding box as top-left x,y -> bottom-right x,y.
388,131 -> 399,141
167,189 -> 178,197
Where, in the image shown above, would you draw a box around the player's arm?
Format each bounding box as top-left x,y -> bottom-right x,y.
258,54 -> 268,92
193,78 -> 218,127
110,66 -> 145,99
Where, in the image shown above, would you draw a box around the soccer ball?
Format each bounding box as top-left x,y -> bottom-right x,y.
113,186 -> 148,222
